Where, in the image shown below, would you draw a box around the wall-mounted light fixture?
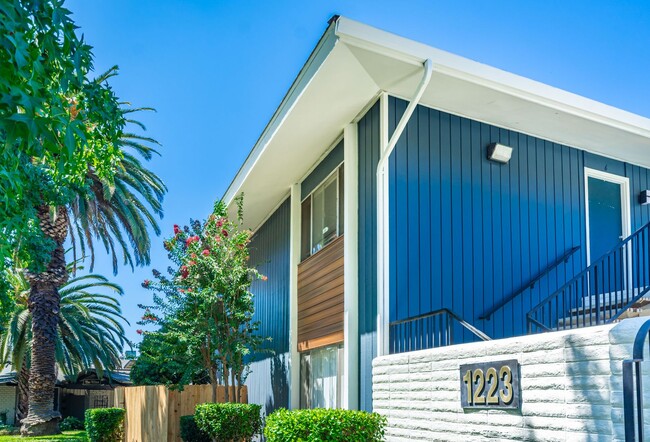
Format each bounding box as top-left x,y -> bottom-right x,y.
487,143 -> 513,164
640,190 -> 650,205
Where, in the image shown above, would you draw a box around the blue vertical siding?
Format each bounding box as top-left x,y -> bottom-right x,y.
247,198 -> 290,414
387,96 -> 650,341
358,100 -> 380,412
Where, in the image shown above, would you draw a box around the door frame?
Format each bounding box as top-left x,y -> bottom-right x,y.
583,167 -> 631,266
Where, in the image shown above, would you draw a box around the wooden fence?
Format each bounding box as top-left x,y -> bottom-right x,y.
114,385 -> 248,442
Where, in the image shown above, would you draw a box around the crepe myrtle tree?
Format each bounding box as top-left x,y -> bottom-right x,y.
140,196 -> 268,403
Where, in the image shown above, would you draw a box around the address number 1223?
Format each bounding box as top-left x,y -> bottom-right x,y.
462,365 -> 514,406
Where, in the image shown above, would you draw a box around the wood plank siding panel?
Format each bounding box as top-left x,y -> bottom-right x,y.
298,235 -> 344,351
247,198 -> 290,414
386,96 -> 650,344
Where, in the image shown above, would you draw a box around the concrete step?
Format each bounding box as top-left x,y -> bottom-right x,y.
581,287 -> 649,309
558,311 -> 613,329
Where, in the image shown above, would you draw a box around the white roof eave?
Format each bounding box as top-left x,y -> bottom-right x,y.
223,16 -> 650,228
334,17 -> 650,140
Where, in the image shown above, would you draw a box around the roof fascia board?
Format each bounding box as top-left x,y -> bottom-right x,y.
223,19 -> 340,206
335,17 -> 650,140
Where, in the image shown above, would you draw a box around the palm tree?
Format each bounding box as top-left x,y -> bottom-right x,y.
22,68 -> 166,435
2,265 -> 129,424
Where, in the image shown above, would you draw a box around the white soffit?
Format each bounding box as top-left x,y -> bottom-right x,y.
337,18 -> 650,168
231,42 -> 378,229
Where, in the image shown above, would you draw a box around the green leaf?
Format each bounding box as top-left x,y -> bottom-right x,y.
64,123 -> 76,157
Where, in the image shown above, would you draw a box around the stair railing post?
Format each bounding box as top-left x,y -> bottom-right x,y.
594,266 -> 600,325
623,360 -> 636,441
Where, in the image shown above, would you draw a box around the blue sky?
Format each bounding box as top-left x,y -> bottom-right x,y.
65,0 -> 650,349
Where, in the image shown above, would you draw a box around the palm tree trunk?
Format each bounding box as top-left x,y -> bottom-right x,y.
16,360 -> 29,424
21,205 -> 68,436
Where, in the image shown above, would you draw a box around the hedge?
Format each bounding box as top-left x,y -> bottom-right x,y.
60,416 -> 84,432
264,408 -> 387,442
194,403 -> 262,442
180,415 -> 210,442
85,408 -> 125,442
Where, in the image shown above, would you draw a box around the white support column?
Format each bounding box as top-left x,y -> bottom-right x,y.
343,123 -> 359,410
377,92 -> 390,357
288,183 -> 301,409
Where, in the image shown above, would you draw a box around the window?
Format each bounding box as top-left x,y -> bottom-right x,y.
300,344 -> 344,409
301,165 -> 344,260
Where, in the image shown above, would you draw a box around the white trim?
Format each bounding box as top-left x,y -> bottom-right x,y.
342,123 -> 359,410
288,183 -> 301,409
376,92 -> 389,357
583,167 -> 632,267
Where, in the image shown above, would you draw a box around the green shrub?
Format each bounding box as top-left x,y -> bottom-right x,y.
0,424 -> 19,436
180,415 -> 210,442
60,416 -> 85,432
264,408 -> 387,442
85,408 -> 125,442
194,403 -> 262,442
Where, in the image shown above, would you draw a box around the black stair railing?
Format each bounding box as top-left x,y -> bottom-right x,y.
479,246 -> 580,320
389,308 -> 490,354
527,221 -> 650,333
622,319 -> 650,441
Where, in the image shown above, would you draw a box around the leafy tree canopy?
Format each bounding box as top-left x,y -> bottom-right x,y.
129,331 -> 208,387
0,0 -> 127,270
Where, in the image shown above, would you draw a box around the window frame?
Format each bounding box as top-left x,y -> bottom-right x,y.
301,162 -> 344,261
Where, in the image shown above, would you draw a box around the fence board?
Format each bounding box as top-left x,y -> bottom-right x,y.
114,385 -> 248,442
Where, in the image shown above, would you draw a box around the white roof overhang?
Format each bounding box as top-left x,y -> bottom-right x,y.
225,16 -> 650,230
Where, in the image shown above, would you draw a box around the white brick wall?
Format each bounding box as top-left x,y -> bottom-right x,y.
373,318 -> 650,441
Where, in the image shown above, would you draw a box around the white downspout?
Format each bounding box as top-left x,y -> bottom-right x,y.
376,59 -> 433,357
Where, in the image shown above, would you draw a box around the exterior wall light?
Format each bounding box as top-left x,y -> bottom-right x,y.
640,190 -> 650,205
487,143 -> 513,164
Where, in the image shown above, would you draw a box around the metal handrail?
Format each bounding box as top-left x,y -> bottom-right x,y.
389,308 -> 491,354
479,246 -> 581,320
527,220 -> 650,333
622,319 -> 650,441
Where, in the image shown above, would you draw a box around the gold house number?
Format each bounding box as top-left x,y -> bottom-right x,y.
459,360 -> 519,408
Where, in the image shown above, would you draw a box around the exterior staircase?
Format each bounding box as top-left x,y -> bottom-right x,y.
527,220 -> 650,333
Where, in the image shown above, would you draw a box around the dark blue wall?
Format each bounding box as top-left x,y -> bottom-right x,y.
387,96 -> 650,342
358,100 -> 380,412
247,198 -> 291,414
